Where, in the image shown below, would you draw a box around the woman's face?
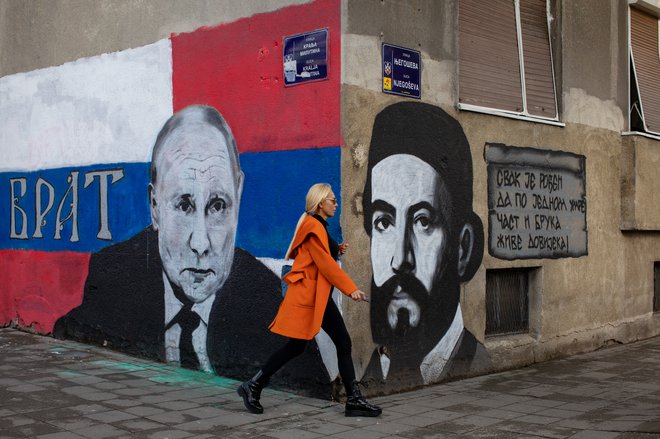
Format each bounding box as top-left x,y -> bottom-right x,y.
317,190 -> 338,219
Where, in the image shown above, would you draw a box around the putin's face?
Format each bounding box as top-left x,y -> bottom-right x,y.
150,124 -> 242,303
369,154 -> 458,351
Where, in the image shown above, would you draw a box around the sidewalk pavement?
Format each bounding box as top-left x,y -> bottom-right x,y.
1,328 -> 659,439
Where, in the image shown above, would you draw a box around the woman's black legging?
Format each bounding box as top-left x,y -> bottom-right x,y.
260,295 -> 356,393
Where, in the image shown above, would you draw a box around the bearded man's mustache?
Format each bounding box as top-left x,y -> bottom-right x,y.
377,274 -> 429,330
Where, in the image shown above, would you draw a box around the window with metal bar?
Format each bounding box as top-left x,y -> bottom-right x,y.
486,268 -> 530,336
458,0 -> 558,122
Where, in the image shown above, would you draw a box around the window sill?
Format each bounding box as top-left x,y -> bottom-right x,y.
484,332 -> 537,350
458,103 -> 565,127
622,131 -> 660,142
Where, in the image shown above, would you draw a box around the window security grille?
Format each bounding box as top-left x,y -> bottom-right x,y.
486,268 -> 530,336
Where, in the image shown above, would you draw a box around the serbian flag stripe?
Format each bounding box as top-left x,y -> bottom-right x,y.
0,40 -> 174,171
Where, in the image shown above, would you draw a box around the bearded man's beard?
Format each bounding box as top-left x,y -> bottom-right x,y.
370,270 -> 460,364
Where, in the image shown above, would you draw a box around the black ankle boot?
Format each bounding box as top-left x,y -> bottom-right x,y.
237,371 -> 268,414
345,380 -> 382,417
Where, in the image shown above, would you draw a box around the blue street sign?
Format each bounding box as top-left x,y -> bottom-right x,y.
382,43 -> 421,99
283,29 -> 328,86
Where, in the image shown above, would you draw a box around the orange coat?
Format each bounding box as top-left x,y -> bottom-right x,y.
269,215 -> 358,340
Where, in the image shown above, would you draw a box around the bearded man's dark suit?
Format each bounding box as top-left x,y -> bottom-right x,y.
362,328 -> 490,394
53,228 -> 329,396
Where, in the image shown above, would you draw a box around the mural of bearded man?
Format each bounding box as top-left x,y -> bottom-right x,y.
361,102 -> 490,392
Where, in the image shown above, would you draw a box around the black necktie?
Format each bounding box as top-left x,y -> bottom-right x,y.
167,302 -> 201,369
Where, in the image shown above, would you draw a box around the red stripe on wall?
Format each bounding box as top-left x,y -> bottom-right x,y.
0,250 -> 90,334
171,0 -> 340,153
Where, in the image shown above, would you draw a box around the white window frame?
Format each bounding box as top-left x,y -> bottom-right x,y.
458,0 -> 562,126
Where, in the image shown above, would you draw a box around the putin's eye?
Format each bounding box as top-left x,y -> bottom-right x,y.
373,214 -> 394,232
176,196 -> 194,213
207,197 -> 227,214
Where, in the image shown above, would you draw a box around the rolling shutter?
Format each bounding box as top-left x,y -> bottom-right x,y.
459,0 -> 522,112
630,7 -> 660,134
459,0 -> 557,120
520,0 -> 557,118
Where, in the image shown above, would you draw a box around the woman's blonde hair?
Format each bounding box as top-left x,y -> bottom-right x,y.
284,183 -> 333,259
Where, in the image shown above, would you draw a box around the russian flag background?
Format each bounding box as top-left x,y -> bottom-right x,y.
0,0 -> 341,333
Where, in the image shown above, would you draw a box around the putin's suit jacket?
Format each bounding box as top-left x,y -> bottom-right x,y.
53,227 -> 329,395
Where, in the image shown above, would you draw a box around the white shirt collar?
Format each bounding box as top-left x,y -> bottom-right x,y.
162,271 -> 214,373
163,272 -> 215,326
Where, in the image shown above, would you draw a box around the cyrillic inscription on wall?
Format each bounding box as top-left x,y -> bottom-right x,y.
486,143 -> 587,260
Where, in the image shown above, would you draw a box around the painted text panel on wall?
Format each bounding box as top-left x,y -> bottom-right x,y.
486,143 -> 588,260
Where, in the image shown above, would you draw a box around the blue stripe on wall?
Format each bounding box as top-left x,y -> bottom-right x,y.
0,162 -> 151,252
0,147 -> 341,257
238,147 -> 342,258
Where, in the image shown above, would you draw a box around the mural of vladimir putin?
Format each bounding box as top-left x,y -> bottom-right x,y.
54,106 -> 326,390
361,102 -> 489,391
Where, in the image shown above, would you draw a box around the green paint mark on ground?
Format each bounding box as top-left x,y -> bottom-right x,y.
48,347 -> 67,351
147,366 -> 239,389
91,360 -> 150,372
87,359 -> 300,396
208,376 -> 237,387
149,375 -> 192,384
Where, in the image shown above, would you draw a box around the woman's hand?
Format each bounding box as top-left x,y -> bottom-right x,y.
338,242 -> 349,255
350,289 -> 368,302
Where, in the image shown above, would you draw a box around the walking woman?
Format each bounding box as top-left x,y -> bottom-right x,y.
238,183 -> 382,417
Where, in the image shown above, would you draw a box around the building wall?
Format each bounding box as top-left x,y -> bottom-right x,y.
0,0 -> 346,397
0,0 -> 312,77
1,0 -> 659,397
341,0 -> 660,392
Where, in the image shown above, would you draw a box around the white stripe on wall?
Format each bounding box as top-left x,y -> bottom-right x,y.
0,39 -> 173,171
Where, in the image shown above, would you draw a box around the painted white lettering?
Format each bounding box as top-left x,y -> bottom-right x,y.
33,178 -> 55,239
10,178 -> 28,239
84,169 -> 124,241
55,171 -> 79,242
